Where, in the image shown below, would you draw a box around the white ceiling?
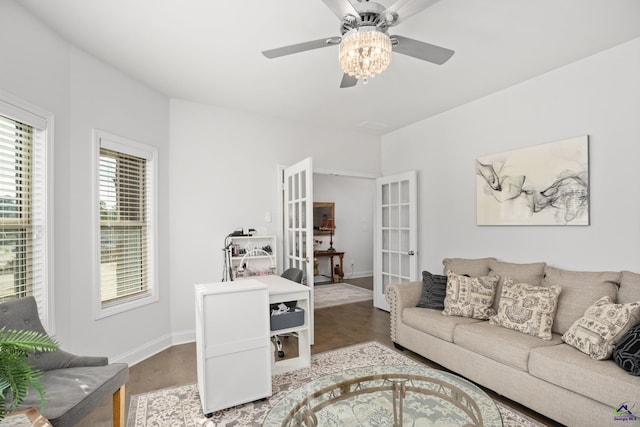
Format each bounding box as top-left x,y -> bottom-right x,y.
18,0 -> 640,135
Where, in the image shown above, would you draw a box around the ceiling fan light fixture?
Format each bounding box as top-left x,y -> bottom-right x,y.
339,26 -> 392,84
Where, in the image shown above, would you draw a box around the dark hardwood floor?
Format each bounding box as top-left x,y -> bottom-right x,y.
77,277 -> 561,426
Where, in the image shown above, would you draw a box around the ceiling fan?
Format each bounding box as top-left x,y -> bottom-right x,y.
262,0 -> 455,88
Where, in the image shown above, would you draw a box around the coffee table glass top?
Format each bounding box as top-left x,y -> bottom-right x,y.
263,364 -> 503,427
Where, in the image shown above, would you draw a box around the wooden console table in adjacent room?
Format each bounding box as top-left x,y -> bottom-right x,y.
314,251 -> 345,282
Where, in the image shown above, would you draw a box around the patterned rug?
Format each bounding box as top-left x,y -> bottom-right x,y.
314,283 -> 373,309
126,342 -> 546,427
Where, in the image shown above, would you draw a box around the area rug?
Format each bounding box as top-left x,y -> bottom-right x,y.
314,283 -> 373,309
126,341 -> 546,427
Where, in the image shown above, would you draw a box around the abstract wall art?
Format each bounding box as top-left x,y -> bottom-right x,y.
476,136 -> 589,225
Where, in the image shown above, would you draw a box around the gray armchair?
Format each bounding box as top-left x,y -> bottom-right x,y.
0,296 -> 129,427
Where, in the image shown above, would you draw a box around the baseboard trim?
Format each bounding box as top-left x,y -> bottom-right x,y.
111,330 -> 195,366
346,271 -> 373,280
172,329 -> 196,346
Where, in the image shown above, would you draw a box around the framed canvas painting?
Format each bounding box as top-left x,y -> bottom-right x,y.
313,202 -> 335,236
476,136 -> 589,225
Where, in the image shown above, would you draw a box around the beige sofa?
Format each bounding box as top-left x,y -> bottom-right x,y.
386,258 -> 640,427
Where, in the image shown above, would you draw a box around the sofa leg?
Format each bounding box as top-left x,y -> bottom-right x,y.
113,384 -> 126,427
393,342 -> 405,351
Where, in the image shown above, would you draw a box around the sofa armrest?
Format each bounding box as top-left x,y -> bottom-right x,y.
31,349 -> 108,371
385,281 -> 422,343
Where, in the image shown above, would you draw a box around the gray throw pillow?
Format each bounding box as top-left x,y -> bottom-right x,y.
614,322 -> 640,375
417,271 -> 447,310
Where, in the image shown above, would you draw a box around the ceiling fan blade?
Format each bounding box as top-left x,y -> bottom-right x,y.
383,0 -> 441,25
321,0 -> 361,23
340,73 -> 358,88
391,35 -> 454,65
262,37 -> 340,58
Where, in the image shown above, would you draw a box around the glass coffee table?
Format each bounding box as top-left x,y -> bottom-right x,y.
263,365 -> 503,427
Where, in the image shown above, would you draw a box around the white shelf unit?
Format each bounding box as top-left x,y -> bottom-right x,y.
228,235 -> 277,280
194,280 -> 272,415
259,275 -> 311,375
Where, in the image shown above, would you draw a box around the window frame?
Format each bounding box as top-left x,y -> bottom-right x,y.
0,89 -> 54,332
93,129 -> 158,319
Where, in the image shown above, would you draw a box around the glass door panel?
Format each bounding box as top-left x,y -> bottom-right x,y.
374,171 -> 418,311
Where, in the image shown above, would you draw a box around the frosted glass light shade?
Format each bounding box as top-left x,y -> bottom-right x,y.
339,27 -> 392,84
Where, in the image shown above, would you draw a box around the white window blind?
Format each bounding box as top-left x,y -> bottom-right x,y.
0,115 -> 34,300
97,131 -> 156,313
0,114 -> 46,315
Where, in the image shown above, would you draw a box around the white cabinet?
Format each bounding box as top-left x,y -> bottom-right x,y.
194,280 -> 272,415
227,235 -> 277,280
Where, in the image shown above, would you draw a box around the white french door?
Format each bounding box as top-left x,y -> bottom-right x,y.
374,171 -> 418,311
283,158 -> 315,344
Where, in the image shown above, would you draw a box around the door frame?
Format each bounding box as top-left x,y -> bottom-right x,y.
277,166 -> 379,272
277,164 -> 381,342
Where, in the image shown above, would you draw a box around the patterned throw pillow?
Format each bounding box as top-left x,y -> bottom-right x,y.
562,296 -> 640,360
442,271 -> 499,319
489,278 -> 561,340
613,322 -> 640,375
417,271 -> 448,310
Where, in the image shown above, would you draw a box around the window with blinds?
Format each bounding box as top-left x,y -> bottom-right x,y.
97,131 -> 156,313
0,94 -> 50,331
0,115 -> 34,302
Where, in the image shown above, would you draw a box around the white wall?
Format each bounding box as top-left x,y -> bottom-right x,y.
381,37 -> 640,274
67,49 -> 172,362
168,99 -> 381,336
0,1 -> 71,337
0,1 -> 172,363
313,175 -> 374,279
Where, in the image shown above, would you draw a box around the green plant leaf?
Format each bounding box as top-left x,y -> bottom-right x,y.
0,327 -> 58,352
0,327 -> 59,419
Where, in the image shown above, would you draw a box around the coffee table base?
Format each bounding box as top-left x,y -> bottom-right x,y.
264,365 -> 502,427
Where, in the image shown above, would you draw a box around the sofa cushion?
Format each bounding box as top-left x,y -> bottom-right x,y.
562,296 -> 640,360
453,321 -> 562,371
529,344 -> 640,409
19,363 -> 129,424
402,307 -> 482,342
613,322 -> 640,375
442,257 -> 496,277
489,279 -> 561,340
619,271 -> 640,304
417,271 -> 447,310
442,271 -> 499,320
541,266 -> 620,334
488,260 -> 546,310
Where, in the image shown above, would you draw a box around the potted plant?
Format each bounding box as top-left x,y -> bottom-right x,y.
0,327 -> 58,419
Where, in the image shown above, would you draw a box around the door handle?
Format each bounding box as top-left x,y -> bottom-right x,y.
303,257 -> 310,263
407,251 -> 415,256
